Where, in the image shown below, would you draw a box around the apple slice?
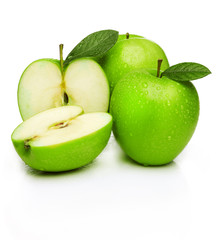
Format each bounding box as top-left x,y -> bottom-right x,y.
11,106 -> 112,172
18,58 -> 109,120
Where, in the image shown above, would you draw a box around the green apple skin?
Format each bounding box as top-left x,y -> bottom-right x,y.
110,70 -> 199,166
98,34 -> 170,92
12,116 -> 112,172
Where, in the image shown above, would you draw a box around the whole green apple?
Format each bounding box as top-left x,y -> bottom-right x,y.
98,33 -> 170,92
110,69 -> 199,165
11,106 -> 112,172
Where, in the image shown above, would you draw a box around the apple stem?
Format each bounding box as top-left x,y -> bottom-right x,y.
59,44 -> 64,77
157,59 -> 163,78
126,32 -> 129,39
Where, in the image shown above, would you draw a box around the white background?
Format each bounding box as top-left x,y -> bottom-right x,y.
0,0 -> 217,239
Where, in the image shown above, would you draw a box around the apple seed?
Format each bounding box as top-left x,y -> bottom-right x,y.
63,92 -> 69,105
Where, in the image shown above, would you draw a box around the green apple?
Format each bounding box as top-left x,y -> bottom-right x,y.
98,33 -> 169,91
18,58 -> 109,120
110,69 -> 199,166
11,106 -> 112,172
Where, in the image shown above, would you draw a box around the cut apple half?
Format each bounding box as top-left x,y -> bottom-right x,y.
12,106 -> 112,172
18,58 -> 110,120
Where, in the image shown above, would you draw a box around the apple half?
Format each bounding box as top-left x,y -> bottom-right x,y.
11,106 -> 112,172
18,58 -> 110,120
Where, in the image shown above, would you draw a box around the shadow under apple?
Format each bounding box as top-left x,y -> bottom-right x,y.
23,159 -> 97,178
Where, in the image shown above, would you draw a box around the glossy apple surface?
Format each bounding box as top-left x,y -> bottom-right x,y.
11,106 -> 112,172
110,69 -> 199,165
98,34 -> 169,91
18,58 -> 109,120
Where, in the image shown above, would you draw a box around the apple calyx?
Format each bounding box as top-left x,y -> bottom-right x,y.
126,32 -> 129,39
157,59 -> 163,78
24,136 -> 38,150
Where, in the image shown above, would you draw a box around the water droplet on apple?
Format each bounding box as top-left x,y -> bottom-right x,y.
156,86 -> 161,90
168,136 -> 172,140
167,101 -> 171,106
145,91 -> 148,95
129,133 -> 133,137
143,83 -> 148,88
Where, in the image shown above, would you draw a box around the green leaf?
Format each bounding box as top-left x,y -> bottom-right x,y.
161,62 -> 211,81
64,29 -> 119,66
